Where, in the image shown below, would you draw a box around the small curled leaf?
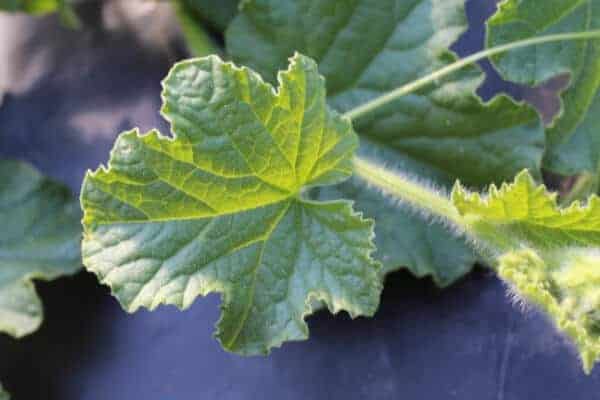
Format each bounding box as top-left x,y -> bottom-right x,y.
453,170 -> 600,372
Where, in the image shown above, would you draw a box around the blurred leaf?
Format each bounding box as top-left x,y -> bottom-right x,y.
0,160 -> 81,338
0,383 -> 8,400
487,0 -> 600,182
174,0 -> 220,56
0,0 -> 80,28
184,0 -> 238,32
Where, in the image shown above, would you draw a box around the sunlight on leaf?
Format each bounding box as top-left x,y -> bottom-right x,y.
81,54 -> 381,355
453,170 -> 600,372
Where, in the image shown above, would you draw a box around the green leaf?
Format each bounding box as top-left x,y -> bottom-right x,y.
487,0 -> 593,85
0,383 -> 8,400
184,0 -> 239,32
0,0 -> 58,14
544,91 -> 600,186
0,0 -> 80,28
0,160 -> 81,338
452,170 -> 600,372
226,0 -> 545,284
317,138 -> 476,286
81,53 -> 381,354
173,0 -> 220,57
487,0 -> 600,180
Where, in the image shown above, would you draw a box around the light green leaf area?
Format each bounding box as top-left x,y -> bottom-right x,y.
81,54 -> 381,355
452,170 -> 600,372
0,160 -> 81,338
0,0 -> 58,14
0,0 -> 80,28
487,0 -> 600,179
226,0 -> 545,284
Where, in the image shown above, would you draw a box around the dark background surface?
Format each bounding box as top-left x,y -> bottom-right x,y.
0,1 -> 598,399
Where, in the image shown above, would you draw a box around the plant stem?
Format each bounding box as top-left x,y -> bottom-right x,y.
351,157 -> 464,228
343,30 -> 600,121
347,30 -> 600,227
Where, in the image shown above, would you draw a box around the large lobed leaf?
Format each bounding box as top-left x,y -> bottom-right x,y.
81,54 -> 381,355
226,0 -> 545,284
452,170 -> 600,372
487,0 -> 600,184
0,160 -> 81,338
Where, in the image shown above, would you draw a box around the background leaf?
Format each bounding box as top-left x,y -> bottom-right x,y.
487,0 -> 600,182
0,160 -> 81,338
173,0 -> 220,57
81,54 -> 381,355
226,0 -> 545,285
0,0 -> 80,28
0,0 -> 59,14
0,383 -> 8,400
183,0 -> 239,32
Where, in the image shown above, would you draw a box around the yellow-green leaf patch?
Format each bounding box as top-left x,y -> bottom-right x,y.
452,170 -> 600,372
81,54 -> 381,355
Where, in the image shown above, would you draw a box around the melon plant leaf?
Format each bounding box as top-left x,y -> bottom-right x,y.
183,0 -> 239,32
0,0 -> 59,14
0,383 -> 8,400
316,138 -> 476,285
0,160 -> 81,338
452,170 -> 600,372
0,0 -> 80,28
81,54 -> 381,355
226,0 -> 545,285
173,0 -> 220,57
487,0 -> 600,181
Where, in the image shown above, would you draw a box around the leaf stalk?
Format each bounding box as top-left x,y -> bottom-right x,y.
343,30 -> 600,121
351,157 -> 464,229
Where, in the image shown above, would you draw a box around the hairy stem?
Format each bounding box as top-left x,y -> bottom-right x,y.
351,157 -> 464,228
344,30 -> 600,121
347,30 -> 600,226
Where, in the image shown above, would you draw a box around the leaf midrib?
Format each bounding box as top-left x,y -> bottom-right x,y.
224,199 -> 293,349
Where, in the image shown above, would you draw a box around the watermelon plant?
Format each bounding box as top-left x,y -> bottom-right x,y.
80,0 -> 600,373
2,0 -> 600,397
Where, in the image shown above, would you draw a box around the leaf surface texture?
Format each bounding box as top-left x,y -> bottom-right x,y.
81,54 -> 381,354
226,0 -> 545,284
